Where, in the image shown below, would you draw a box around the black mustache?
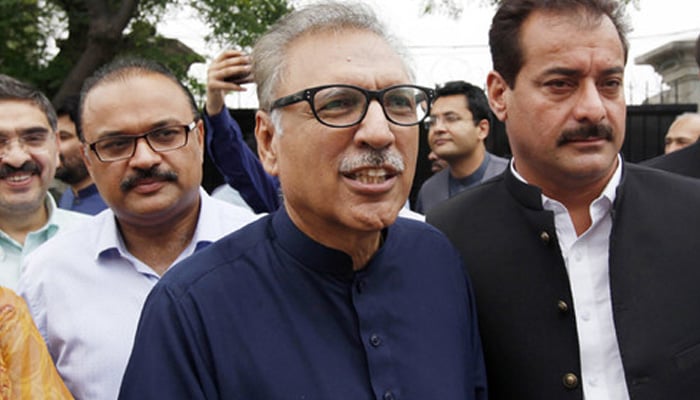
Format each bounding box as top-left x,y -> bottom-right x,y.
557,124 -> 613,146
120,168 -> 178,192
0,161 -> 41,179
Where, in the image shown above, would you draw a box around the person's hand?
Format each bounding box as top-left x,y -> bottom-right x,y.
206,49 -> 254,115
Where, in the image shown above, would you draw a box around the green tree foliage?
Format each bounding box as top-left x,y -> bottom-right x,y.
0,0 -> 291,106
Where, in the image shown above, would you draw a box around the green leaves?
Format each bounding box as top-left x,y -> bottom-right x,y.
0,0 -> 291,103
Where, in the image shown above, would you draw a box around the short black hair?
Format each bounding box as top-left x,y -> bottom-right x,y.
489,0 -> 630,88
55,94 -> 80,126
78,57 -> 200,141
434,80 -> 492,125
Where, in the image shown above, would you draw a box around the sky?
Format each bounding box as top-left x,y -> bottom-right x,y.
159,0 -> 700,108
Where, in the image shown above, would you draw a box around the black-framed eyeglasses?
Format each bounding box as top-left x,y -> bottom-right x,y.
270,84 -> 434,128
87,121 -> 197,162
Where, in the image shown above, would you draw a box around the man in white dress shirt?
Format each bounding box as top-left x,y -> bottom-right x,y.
18,58 -> 258,400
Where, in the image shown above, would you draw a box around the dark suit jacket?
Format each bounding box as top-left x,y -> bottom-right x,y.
427,163 -> 700,400
642,140 -> 700,178
414,152 -> 508,214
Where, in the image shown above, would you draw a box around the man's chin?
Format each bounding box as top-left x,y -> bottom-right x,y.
348,200 -> 403,230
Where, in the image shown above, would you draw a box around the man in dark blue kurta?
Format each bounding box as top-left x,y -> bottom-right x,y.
119,3 -> 486,399
120,207 -> 485,399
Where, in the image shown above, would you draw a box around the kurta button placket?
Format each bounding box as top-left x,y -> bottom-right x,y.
356,279 -> 366,294
539,231 -> 551,244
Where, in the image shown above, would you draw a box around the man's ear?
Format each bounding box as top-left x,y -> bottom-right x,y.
477,119 -> 490,141
194,118 -> 205,163
487,71 -> 509,122
255,110 -> 280,176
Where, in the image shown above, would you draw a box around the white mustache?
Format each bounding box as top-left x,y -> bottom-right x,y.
339,150 -> 405,173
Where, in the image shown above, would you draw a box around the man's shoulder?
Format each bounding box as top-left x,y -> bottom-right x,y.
640,142 -> 700,179
426,174 -> 508,235
623,162 -> 700,197
200,192 -> 261,227
416,169 -> 450,203
158,214 -> 272,295
419,169 -> 449,190
52,206 -> 91,226
389,216 -> 463,255
488,152 -> 510,165
435,173 -> 506,210
483,153 -> 509,181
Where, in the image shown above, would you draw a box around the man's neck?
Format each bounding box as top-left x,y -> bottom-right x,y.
116,199 -> 201,276
0,201 -> 49,245
531,160 -> 619,236
71,178 -> 95,194
448,146 -> 486,179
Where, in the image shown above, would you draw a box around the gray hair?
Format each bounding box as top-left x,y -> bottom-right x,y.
0,74 -> 57,131
253,1 -> 414,111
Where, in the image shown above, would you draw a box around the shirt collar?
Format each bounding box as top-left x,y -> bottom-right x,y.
510,155 -> 623,208
75,183 -> 100,199
271,206 -> 355,279
95,187 -> 217,260
42,194 -> 61,236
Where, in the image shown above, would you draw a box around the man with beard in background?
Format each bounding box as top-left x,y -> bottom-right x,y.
54,94 -> 107,214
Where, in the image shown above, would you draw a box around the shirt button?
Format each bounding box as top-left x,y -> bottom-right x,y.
580,310 -> 590,321
573,250 -> 583,262
562,373 -> 579,389
383,391 -> 395,400
369,334 -> 382,347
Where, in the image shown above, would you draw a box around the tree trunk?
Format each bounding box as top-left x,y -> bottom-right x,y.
51,0 -> 139,106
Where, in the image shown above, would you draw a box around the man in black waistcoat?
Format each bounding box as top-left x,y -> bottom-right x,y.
428,1 -> 700,399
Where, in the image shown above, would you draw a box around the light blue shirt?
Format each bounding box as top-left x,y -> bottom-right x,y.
0,195 -> 88,290
18,188 -> 259,400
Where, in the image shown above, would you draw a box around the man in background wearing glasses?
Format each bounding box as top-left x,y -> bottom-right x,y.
18,58 -> 258,400
119,3 -> 486,399
414,80 -> 508,214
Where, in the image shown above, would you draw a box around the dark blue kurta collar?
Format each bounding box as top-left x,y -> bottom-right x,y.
271,206 -> 356,279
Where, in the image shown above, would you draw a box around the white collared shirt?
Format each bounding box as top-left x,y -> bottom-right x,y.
511,157 -> 630,400
18,188 -> 259,400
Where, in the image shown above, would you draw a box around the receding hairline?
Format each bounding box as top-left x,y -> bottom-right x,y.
81,70 -> 194,117
278,27 -> 411,82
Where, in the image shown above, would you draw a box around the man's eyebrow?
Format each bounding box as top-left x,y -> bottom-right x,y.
542,66 -> 625,77
19,126 -> 51,135
601,66 -> 625,76
95,119 -> 184,138
0,126 -> 51,136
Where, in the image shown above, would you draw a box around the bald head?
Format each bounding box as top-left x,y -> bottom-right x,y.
665,113 -> 700,154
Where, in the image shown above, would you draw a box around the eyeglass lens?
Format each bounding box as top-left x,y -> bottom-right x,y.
0,130 -> 51,156
93,125 -> 188,161
312,86 -> 429,127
